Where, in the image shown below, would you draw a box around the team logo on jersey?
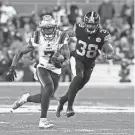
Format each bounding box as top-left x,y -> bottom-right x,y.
96,37 -> 101,42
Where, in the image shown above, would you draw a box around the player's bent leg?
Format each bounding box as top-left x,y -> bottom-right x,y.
66,71 -> 89,118
78,67 -> 94,90
27,93 -> 41,103
51,71 -> 60,101
39,84 -> 54,129
12,93 -> 30,110
66,59 -> 84,117
56,92 -> 68,117
50,71 -> 64,117
56,73 -> 83,118
37,67 -> 54,129
67,66 -> 94,117
12,89 -> 42,110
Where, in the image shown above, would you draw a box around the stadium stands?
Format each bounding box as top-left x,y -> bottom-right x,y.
7,0 -> 131,15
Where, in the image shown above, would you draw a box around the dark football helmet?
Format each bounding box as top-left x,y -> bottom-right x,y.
84,11 -> 100,34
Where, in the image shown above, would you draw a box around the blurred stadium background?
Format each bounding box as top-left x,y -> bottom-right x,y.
0,0 -> 134,83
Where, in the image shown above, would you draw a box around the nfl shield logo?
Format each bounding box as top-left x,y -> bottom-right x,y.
96,37 -> 101,42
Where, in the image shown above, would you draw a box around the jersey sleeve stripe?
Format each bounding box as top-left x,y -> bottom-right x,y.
34,30 -> 40,44
58,31 -> 68,44
104,34 -> 111,41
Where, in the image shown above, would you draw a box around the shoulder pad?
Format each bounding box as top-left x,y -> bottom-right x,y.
99,29 -> 108,34
29,30 -> 40,47
31,30 -> 40,44
58,30 -> 68,44
99,29 -> 111,42
77,22 -> 85,28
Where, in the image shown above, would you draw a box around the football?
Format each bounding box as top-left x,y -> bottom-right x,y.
51,53 -> 64,64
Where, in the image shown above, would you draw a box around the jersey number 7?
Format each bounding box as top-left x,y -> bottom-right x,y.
44,51 -> 54,63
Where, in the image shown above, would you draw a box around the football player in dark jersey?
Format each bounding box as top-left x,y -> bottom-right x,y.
56,11 -> 117,118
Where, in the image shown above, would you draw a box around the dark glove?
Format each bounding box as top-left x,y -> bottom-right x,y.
7,66 -> 17,82
54,61 -> 62,68
51,55 -> 63,68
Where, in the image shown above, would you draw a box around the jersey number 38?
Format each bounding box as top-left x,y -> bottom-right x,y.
76,40 -> 98,58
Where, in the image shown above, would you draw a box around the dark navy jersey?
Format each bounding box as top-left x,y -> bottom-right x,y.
74,23 -> 111,65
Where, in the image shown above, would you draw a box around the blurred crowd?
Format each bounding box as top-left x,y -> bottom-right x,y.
0,0 -> 134,82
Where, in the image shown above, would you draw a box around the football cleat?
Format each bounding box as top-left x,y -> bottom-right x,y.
56,100 -> 64,117
66,108 -> 75,118
12,93 -> 30,110
39,119 -> 54,129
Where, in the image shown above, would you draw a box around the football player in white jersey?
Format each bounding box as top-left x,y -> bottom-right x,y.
7,15 -> 70,129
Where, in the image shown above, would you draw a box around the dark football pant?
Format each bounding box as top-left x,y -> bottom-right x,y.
60,59 -> 95,108
27,67 -> 60,118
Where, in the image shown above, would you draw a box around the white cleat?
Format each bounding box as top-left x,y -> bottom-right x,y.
12,93 -> 30,110
39,118 -> 54,129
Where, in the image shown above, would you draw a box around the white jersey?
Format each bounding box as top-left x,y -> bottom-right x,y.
30,30 -> 68,75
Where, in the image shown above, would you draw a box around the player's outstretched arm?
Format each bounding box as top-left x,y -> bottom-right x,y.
11,43 -> 34,67
99,40 -> 119,60
7,42 -> 34,82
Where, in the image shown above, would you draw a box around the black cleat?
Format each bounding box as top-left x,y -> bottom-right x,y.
66,108 -> 75,118
56,100 -> 64,117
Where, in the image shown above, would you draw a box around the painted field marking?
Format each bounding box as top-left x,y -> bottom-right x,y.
0,105 -> 134,113
0,82 -> 133,87
0,128 -> 132,135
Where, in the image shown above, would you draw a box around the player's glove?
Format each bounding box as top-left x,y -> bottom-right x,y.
7,66 -> 17,82
51,52 -> 64,68
102,53 -> 120,60
53,61 -> 62,68
98,50 -> 120,60
51,56 -> 62,68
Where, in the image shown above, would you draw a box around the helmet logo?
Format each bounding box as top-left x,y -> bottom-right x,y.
88,17 -> 94,23
96,37 -> 101,42
42,15 -> 52,21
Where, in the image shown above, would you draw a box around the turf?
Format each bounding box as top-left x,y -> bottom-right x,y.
0,83 -> 134,135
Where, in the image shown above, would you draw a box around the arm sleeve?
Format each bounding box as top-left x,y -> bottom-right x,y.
29,30 -> 40,48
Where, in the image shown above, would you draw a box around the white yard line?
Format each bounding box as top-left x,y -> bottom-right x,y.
0,82 -> 134,87
0,105 -> 134,113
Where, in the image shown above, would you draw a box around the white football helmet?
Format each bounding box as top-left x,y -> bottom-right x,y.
39,15 -> 57,39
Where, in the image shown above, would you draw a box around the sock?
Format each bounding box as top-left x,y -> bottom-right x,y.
27,94 -> 41,103
40,118 -> 47,122
40,83 -> 54,118
68,76 -> 83,109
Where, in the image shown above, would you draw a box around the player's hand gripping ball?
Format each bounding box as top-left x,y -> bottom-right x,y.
51,52 -> 64,68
